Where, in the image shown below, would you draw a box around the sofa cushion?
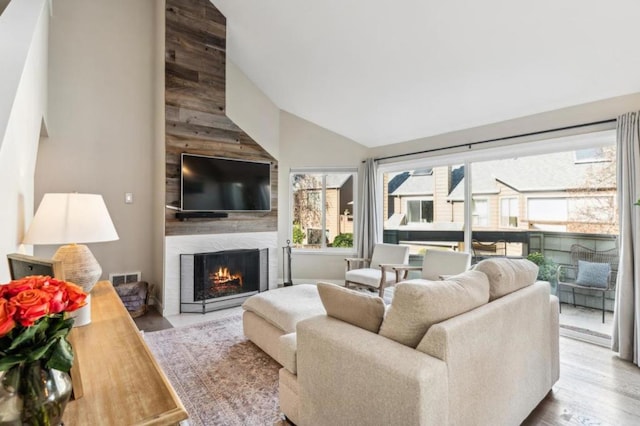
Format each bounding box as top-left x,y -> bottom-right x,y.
345,268 -> 396,288
317,282 -> 386,333
378,270 -> 490,348
576,260 -> 610,288
241,284 -> 325,333
474,258 -> 539,301
278,333 -> 298,374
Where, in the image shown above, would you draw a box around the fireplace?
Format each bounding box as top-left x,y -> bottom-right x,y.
180,248 -> 268,313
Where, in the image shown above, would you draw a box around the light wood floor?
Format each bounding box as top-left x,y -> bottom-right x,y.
134,310 -> 640,425
523,337 -> 640,425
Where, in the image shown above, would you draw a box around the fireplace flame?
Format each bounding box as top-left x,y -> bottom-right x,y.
210,266 -> 243,286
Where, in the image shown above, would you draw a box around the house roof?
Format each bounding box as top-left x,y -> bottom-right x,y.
448,150 -> 616,200
390,170 -> 435,196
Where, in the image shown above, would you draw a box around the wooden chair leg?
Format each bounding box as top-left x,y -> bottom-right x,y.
378,284 -> 385,297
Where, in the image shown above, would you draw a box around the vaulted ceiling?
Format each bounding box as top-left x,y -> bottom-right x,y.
211,0 -> 640,147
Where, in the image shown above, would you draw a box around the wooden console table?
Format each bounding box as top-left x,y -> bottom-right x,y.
63,281 -> 188,425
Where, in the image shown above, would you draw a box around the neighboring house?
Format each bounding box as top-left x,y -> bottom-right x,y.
293,174 -> 354,247
385,148 -> 617,235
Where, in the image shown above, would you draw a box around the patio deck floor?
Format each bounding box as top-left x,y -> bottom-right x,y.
559,303 -> 613,345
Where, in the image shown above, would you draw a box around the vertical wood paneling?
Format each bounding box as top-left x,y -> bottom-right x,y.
165,0 -> 278,236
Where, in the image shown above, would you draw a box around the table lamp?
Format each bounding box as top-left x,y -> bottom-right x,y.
23,193 -> 119,326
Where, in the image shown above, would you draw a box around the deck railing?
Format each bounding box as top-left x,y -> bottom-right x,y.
383,228 -> 618,311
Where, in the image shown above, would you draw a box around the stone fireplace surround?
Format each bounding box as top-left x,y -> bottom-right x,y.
164,232 -> 278,316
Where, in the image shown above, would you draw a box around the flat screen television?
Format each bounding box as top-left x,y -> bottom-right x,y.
181,154 -> 271,212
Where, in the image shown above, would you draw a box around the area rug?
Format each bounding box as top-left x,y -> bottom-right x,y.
144,312 -> 282,426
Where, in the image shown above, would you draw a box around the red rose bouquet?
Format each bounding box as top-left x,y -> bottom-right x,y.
0,275 -> 87,425
0,275 -> 87,372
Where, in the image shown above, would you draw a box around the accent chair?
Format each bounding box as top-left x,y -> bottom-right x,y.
384,249 -> 472,301
344,243 -> 410,296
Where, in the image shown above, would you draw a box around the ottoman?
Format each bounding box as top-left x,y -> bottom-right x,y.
241,284 -> 326,367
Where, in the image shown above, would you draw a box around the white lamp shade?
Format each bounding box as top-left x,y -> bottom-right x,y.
23,193 -> 119,245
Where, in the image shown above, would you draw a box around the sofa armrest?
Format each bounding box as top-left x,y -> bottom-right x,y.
297,315 -> 448,426
415,281 -> 556,426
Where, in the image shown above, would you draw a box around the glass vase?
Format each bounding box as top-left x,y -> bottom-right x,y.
0,362 -> 72,426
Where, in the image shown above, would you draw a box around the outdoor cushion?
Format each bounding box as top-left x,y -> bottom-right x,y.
474,258 -> 539,301
317,282 -> 386,333
379,270 -> 490,348
576,260 -> 610,288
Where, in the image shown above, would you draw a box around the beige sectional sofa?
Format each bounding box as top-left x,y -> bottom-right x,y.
243,258 -> 560,426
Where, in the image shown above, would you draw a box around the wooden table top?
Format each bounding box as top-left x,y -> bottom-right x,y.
63,281 -> 187,425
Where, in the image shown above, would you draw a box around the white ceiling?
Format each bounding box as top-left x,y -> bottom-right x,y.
211,0 -> 640,147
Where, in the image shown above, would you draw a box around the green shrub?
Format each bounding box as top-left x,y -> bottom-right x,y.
527,252 -> 558,282
292,223 -> 305,245
332,233 -> 353,248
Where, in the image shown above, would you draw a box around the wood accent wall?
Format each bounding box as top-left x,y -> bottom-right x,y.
165,0 -> 277,236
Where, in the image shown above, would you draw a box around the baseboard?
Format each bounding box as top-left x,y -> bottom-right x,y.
150,295 -> 163,313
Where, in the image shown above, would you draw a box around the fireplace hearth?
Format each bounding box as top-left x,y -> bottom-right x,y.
180,248 -> 268,313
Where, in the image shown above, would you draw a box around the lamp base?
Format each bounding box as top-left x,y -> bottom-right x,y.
72,295 -> 91,327
53,244 -> 101,293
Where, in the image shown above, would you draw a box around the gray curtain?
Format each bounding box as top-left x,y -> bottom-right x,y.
357,158 -> 380,259
612,111 -> 640,366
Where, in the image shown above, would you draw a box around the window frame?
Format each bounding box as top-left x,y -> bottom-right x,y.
471,198 -> 489,227
289,168 -> 358,254
403,197 -> 434,224
499,197 -> 519,228
377,127 -> 616,254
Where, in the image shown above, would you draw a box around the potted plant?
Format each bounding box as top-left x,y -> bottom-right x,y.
527,252 -> 559,293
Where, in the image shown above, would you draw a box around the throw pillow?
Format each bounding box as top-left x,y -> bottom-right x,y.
378,270 -> 490,348
317,282 -> 386,333
576,260 -> 610,288
474,258 -> 539,301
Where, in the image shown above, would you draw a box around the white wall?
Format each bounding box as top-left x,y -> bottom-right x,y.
0,0 -> 49,281
226,60 -> 280,159
370,92 -> 640,161
34,0 -> 158,286
278,111 -> 368,283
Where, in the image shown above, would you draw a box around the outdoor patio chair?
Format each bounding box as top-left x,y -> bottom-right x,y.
556,243 -> 618,323
391,249 -> 472,283
471,239 -> 507,262
345,243 -> 410,296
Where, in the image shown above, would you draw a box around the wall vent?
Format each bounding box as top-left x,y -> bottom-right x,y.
109,271 -> 141,286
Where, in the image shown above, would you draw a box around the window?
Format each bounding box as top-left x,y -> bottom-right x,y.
291,170 -> 356,250
472,199 -> 489,227
406,199 -> 434,223
528,198 -> 568,222
500,198 -> 519,228
382,164 -> 465,256
381,130 -> 618,272
527,198 -> 568,231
